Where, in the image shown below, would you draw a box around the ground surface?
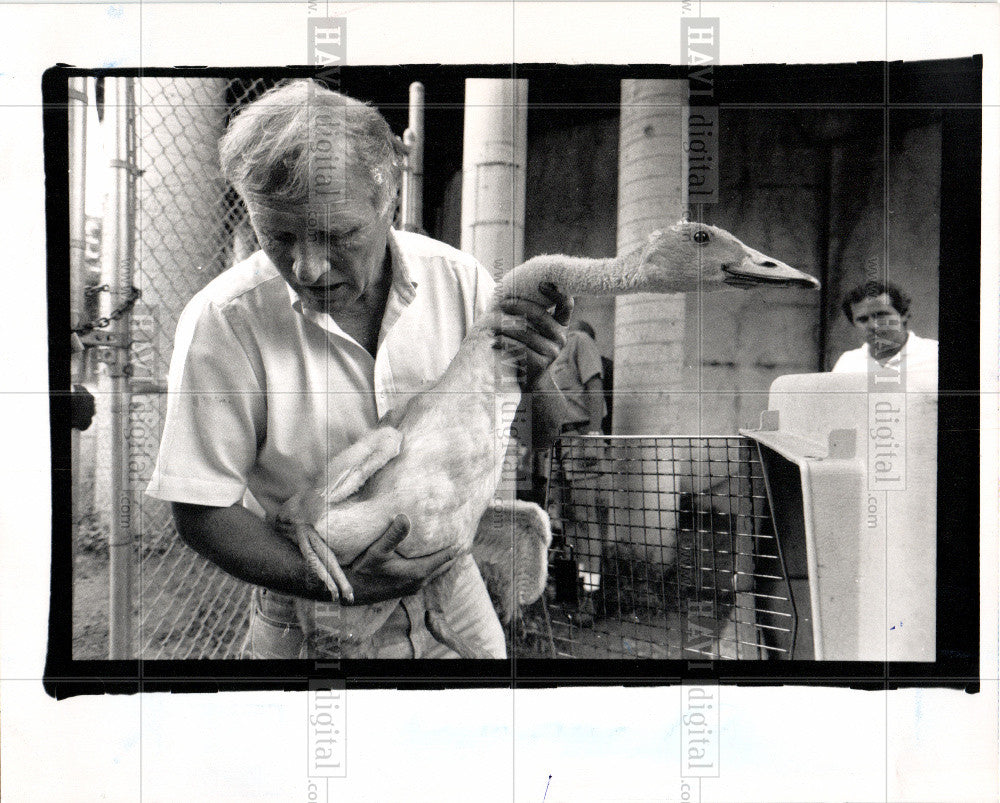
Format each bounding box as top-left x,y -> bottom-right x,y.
73,538 -> 110,659
72,513 -> 251,660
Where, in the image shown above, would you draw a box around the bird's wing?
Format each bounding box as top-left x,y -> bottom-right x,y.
318,426 -> 404,506
472,499 -> 552,622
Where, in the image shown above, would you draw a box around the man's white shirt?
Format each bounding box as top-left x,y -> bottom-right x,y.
831,331 -> 938,391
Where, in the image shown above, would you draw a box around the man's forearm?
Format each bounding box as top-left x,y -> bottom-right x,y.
527,370 -> 571,449
172,502 -> 332,601
584,376 -> 604,432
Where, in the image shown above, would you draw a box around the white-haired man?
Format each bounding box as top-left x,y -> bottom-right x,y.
147,80 -> 571,658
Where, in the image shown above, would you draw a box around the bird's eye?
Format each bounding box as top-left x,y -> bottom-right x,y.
693,230 -> 710,244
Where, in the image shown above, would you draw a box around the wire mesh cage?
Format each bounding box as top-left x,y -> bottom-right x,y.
513,435 -> 797,660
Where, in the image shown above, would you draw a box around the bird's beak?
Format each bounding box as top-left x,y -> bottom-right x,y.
722,247 -> 821,289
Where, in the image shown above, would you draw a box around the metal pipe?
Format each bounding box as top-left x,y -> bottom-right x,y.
69,77 -> 89,337
400,81 -> 425,233
101,77 -> 136,660
69,77 -> 89,526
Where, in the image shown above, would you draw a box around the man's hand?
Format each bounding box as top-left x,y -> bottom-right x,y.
494,281 -> 573,391
295,514 -> 462,606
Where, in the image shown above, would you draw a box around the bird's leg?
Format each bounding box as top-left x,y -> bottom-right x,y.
297,521 -> 355,602
423,610 -> 484,659
276,427 -> 404,602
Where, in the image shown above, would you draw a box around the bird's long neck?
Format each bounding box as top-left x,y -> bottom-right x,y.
495,246 -> 646,308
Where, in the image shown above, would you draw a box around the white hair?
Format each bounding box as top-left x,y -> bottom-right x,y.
219,79 -> 404,209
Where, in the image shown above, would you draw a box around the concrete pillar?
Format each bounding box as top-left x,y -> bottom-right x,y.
613,79 -> 689,435
461,79 -> 530,497
460,79 -> 528,280
133,77 -> 229,395
400,82 -> 425,233
611,80 -> 689,570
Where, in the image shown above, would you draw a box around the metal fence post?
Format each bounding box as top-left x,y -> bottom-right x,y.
101,76 -> 137,659
69,78 -> 89,332
400,82 -> 425,232
69,77 -> 88,525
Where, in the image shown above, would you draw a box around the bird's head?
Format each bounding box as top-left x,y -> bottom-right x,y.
637,222 -> 820,292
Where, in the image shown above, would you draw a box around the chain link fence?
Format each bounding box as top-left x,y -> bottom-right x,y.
74,77 -> 276,659
131,77 -> 275,659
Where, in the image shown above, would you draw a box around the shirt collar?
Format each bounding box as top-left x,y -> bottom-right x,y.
280,228 -> 420,349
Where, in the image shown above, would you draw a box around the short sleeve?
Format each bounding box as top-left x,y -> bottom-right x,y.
146,295 -> 265,507
472,262 -> 497,323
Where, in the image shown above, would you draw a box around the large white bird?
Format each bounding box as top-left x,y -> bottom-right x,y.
280,222 -> 819,657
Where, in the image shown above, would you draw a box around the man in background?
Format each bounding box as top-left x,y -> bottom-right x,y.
548,319 -> 607,618
832,279 -> 938,390
551,320 -> 606,436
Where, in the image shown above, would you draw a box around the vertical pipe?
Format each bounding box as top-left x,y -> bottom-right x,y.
69,77 -> 88,525
400,82 -> 425,233
612,80 -> 689,569
102,77 -> 135,659
69,78 -> 89,336
460,78 -> 528,280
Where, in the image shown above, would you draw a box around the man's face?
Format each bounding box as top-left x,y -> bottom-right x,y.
246,157 -> 395,315
849,293 -> 909,360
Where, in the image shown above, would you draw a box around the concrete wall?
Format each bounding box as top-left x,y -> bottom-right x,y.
825,121 -> 941,362
693,108 -> 829,434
